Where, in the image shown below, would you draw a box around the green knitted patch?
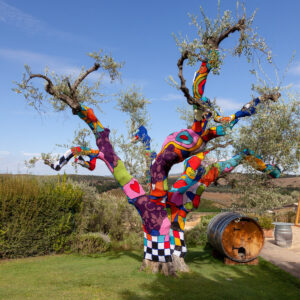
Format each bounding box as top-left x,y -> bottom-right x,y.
113,160 -> 133,187
196,184 -> 206,196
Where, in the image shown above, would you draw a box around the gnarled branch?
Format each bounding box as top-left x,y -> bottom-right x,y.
206,140 -> 233,153
72,63 -> 100,91
209,18 -> 246,48
177,18 -> 247,107
177,50 -> 195,105
28,73 -> 81,113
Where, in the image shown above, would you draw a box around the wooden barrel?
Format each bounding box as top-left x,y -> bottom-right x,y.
274,223 -> 293,248
207,212 -> 264,262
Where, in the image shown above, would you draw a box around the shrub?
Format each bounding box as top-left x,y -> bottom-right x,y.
257,215 -> 274,230
72,232 -> 111,254
185,215 -> 215,247
0,175 -> 83,258
110,231 -> 143,251
73,183 -> 143,249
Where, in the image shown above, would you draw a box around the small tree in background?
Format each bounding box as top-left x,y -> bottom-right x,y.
112,86 -> 152,187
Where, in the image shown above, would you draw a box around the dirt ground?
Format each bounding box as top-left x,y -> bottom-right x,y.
201,191 -> 239,207
260,226 -> 300,280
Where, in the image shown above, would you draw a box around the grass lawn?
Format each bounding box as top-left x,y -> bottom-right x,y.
0,247 -> 300,300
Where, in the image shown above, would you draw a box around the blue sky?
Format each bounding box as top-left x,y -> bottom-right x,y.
0,0 -> 299,175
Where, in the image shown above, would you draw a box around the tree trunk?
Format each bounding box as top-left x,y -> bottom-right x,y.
140,255 -> 189,276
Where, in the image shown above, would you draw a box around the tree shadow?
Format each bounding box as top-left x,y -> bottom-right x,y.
118,247 -> 300,300
101,250 -> 143,262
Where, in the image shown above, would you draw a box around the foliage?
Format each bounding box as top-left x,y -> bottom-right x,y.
231,175 -> 299,213
0,175 -> 83,258
169,0 -> 271,95
13,50 -> 123,113
185,215 -> 215,247
112,85 -> 152,184
256,215 -> 274,230
73,182 -> 142,242
234,94 -> 300,172
95,180 -> 120,194
72,232 -> 111,255
116,85 -> 150,131
88,50 -> 124,81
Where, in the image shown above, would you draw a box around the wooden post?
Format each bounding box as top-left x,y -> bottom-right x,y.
295,196 -> 300,227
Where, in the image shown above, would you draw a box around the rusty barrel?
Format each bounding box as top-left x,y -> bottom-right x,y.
207,212 -> 264,262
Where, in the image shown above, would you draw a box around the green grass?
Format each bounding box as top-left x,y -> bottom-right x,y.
195,198 -> 222,212
1,247 -> 300,300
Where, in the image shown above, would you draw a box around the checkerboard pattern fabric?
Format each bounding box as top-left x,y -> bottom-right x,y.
144,232 -> 172,262
170,229 -> 187,258
50,149 -> 73,171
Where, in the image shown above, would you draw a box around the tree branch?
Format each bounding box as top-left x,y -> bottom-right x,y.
177,50 -> 207,109
215,18 -> 246,48
28,74 -> 81,113
29,74 -> 55,94
177,18 -> 246,108
72,63 -> 100,91
65,78 -> 72,94
206,140 -> 233,152
259,92 -> 281,103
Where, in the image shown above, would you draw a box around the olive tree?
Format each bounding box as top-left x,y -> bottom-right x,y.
15,2 -> 289,275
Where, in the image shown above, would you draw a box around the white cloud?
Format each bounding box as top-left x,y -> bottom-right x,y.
0,48 -> 69,68
21,152 -> 41,157
0,150 -> 10,155
0,1 -> 77,40
0,1 -> 42,32
0,48 -> 129,87
215,97 -> 242,112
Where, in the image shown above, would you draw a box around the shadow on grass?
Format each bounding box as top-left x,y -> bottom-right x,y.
80,249 -> 143,262
118,247 -> 300,300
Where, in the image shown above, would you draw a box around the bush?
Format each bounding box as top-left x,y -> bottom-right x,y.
0,175 -> 83,258
110,231 -> 143,251
185,215 -> 215,247
73,183 -> 143,249
72,232 -> 111,254
257,215 -> 274,230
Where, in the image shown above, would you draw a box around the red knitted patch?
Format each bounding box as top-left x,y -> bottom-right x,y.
130,181 -> 140,193
173,180 -> 188,188
179,135 -> 188,140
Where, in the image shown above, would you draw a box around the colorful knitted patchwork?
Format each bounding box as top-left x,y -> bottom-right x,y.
132,125 -> 152,151
144,232 -> 172,262
47,147 -> 101,171
76,104 -> 104,135
193,61 -> 210,99
131,125 -> 157,184
170,229 -> 187,258
150,95 -> 261,199
169,152 -> 207,195
213,98 -> 261,124
192,50 -> 218,100
48,100 -> 282,265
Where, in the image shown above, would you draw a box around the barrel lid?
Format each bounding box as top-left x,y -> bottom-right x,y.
273,222 -> 294,226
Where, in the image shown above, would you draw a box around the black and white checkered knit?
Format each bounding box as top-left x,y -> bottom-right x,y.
50,149 -> 74,171
143,232 -> 172,263
170,229 -> 187,258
